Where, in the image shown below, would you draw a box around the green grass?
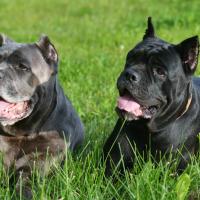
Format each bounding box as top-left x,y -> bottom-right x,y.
0,0 -> 200,199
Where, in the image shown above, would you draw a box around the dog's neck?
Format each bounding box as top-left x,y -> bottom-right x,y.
148,82 -> 193,132
176,94 -> 192,120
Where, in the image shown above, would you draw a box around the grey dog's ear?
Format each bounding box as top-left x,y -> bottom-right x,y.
175,36 -> 199,75
143,17 -> 156,40
36,35 -> 58,66
0,34 -> 14,46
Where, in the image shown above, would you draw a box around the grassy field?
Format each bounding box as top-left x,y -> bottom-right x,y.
0,0 -> 200,199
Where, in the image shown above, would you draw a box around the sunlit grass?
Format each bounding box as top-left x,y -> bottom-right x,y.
0,0 -> 200,199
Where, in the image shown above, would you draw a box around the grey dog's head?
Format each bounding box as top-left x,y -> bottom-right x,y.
0,34 -> 58,126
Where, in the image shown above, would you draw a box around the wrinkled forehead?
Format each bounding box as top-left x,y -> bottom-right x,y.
0,42 -> 25,56
0,42 -> 44,63
0,42 -> 52,84
136,38 -> 170,49
127,38 -> 181,68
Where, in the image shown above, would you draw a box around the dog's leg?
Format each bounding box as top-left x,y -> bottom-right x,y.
7,131 -> 66,199
103,118 -> 150,177
103,120 -> 135,177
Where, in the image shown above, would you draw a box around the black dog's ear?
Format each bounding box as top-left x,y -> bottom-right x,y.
176,36 -> 199,74
0,34 -> 14,46
143,17 -> 155,40
36,35 -> 58,67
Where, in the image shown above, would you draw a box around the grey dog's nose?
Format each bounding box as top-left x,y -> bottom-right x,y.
124,68 -> 140,83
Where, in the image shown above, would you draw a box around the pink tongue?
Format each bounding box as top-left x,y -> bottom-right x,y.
0,101 -> 12,110
117,96 -> 142,116
0,100 -> 28,120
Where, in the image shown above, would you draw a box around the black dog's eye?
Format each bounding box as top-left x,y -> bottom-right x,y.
153,66 -> 166,78
17,63 -> 30,71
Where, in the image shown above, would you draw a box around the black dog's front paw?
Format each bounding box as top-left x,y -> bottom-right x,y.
16,182 -> 33,200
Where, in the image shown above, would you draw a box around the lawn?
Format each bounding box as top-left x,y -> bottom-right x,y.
0,0 -> 200,199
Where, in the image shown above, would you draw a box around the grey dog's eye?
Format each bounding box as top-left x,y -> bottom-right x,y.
18,63 -> 30,71
153,67 -> 166,78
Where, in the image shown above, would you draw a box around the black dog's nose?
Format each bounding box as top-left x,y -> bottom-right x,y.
124,68 -> 140,82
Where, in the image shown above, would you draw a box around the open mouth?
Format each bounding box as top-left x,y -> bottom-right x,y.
0,96 -> 33,126
116,89 -> 158,121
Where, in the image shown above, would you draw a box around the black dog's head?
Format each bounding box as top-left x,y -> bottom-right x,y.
0,34 -> 58,126
117,17 -> 199,131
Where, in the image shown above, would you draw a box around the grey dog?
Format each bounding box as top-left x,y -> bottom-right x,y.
0,34 -> 84,197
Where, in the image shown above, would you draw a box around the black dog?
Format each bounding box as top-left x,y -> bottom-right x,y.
103,17 -> 199,176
